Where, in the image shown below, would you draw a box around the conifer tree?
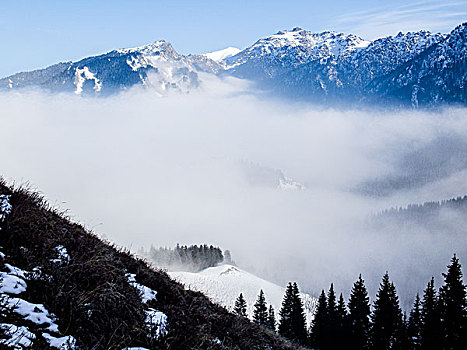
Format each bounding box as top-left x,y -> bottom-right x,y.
267,305 -> 276,331
325,283 -> 339,349
253,290 -> 268,326
291,282 -> 308,344
337,293 -> 347,323
327,283 -> 338,324
407,294 -> 422,350
337,293 -> 350,350
234,293 -> 247,318
348,274 -> 371,350
400,312 -> 411,350
279,282 -> 295,339
310,290 -> 328,349
420,277 -> 442,350
370,272 -> 404,350
438,254 -> 466,349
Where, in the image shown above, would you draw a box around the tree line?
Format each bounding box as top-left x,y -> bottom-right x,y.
376,196 -> 467,223
139,244 -> 227,272
234,254 -> 466,349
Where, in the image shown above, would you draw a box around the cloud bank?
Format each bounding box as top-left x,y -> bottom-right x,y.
1,78 -> 466,306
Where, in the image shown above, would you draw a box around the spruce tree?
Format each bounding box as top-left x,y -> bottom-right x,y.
291,282 -> 308,344
337,293 -> 350,350
267,305 -> 276,331
337,293 -> 348,324
420,277 -> 442,350
348,274 -> 371,350
253,289 -> 268,326
370,272 -> 404,350
279,282 -> 295,339
325,284 -> 339,349
310,290 -> 328,349
438,254 -> 466,349
407,294 -> 422,350
234,293 -> 247,318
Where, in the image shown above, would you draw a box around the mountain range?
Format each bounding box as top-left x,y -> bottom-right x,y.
1,23 -> 466,107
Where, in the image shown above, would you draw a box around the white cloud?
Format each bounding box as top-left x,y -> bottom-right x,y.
0,80 -> 466,304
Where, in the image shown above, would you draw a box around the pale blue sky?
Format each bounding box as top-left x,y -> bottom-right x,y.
0,0 -> 465,77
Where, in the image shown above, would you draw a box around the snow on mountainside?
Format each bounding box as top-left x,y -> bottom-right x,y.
0,41 -> 222,96
224,27 -> 451,104
225,27 -> 370,69
369,23 -> 467,106
169,264 -> 316,324
0,22 -> 466,106
204,47 -> 241,62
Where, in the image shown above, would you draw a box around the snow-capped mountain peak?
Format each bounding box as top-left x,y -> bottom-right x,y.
116,40 -> 178,57
203,47 -> 241,62
226,28 -> 371,69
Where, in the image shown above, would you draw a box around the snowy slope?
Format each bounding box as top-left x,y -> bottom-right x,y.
169,264 -> 316,324
203,47 -> 241,62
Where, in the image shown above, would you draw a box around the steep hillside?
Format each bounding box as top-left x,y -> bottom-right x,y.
169,265 -> 316,324
0,180 -> 306,350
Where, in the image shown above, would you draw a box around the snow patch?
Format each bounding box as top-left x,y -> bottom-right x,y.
5,297 -> 59,332
0,194 -> 12,223
42,332 -> 76,349
50,245 -> 70,264
126,273 -> 157,303
1,260 -> 76,348
279,177 -> 306,190
74,67 -> 102,94
0,323 -> 35,349
204,47 -> 241,62
126,274 -> 168,338
145,308 -> 168,338
0,272 -> 27,294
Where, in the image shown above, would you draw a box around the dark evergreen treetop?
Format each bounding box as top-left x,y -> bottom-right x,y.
438,254 -> 466,349
279,282 -> 295,340
253,289 -> 268,326
337,293 -> 347,320
348,274 -> 371,350
291,282 -> 308,344
310,289 -> 328,349
278,282 -> 307,345
327,283 -> 338,320
407,294 -> 422,350
420,277 -> 442,350
234,293 -> 248,318
370,272 -> 404,350
267,305 -> 276,331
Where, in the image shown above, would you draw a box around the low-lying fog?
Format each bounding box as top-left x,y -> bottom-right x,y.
1,76 -> 466,307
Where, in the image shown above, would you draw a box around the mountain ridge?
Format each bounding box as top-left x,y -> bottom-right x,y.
1,23 -> 465,106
